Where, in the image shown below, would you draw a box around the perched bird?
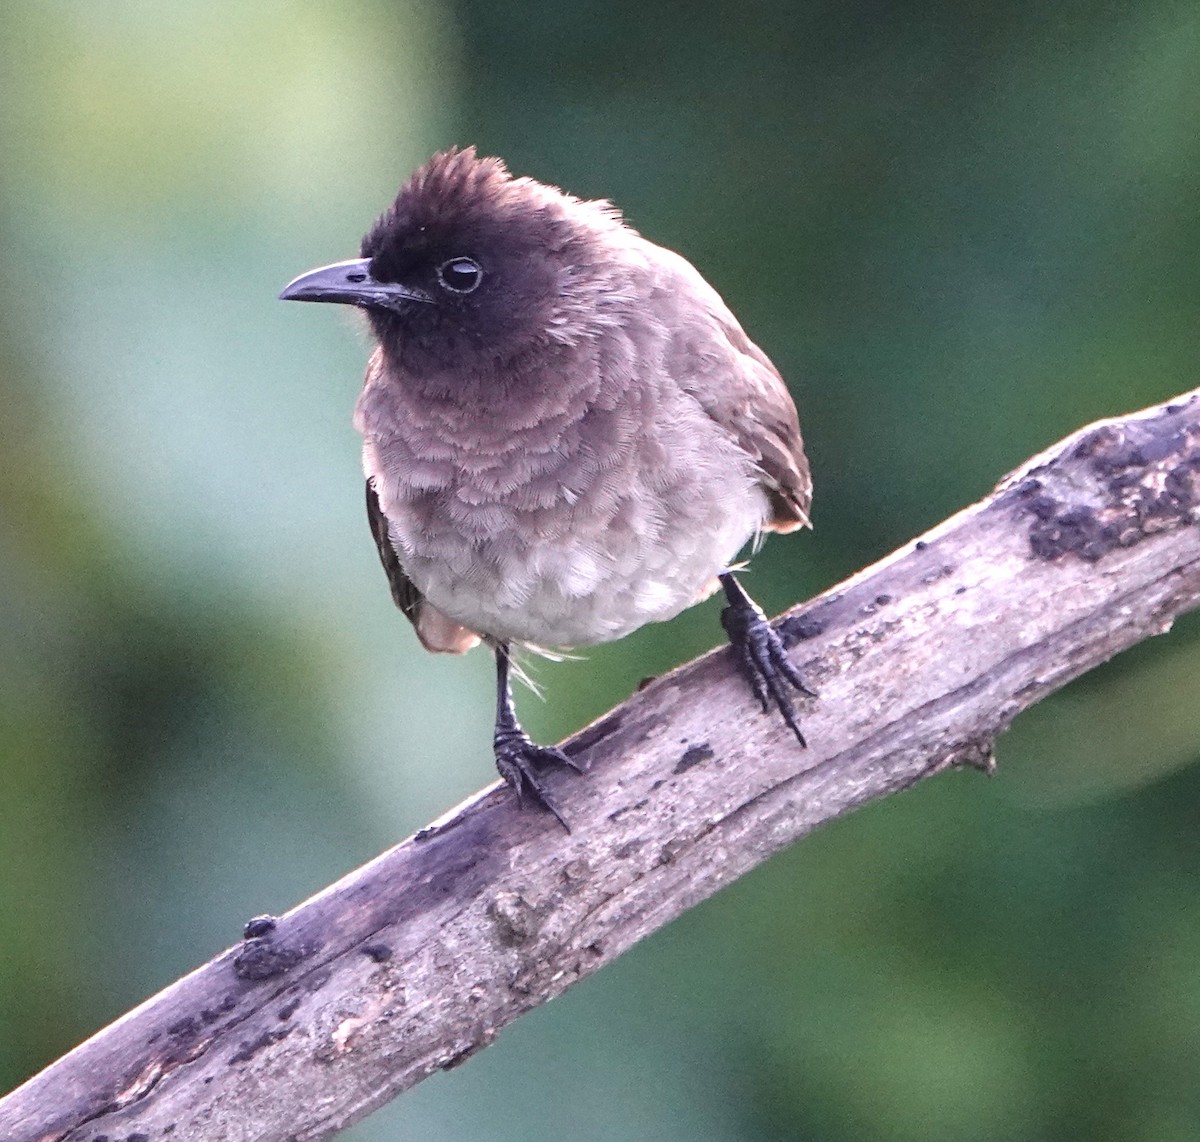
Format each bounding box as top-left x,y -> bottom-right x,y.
281,147 -> 813,825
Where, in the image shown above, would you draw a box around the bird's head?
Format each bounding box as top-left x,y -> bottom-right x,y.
280,147 -> 629,375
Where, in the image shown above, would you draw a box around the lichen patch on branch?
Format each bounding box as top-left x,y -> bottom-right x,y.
1010,394 -> 1200,562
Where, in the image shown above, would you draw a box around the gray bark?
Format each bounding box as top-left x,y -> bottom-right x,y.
4,387 -> 1200,1141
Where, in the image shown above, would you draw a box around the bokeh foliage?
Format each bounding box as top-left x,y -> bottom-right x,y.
3,2 -> 1200,1138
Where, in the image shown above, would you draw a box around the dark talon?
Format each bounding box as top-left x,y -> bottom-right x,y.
494,734 -> 575,830
493,645 -> 583,830
719,572 -> 814,746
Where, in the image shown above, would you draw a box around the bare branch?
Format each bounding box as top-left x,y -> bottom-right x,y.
5,388 -> 1200,1142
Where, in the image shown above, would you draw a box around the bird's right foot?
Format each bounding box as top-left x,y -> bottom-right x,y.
493,726 -> 584,831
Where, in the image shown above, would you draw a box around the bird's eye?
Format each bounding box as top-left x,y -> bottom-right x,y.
436,257 -> 483,294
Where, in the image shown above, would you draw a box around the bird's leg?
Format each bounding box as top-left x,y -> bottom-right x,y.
492,643 -> 584,829
718,572 -> 814,746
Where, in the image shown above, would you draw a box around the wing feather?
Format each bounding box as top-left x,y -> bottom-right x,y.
653,249 -> 812,531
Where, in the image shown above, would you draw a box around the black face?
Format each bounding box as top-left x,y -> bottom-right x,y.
282,147 -> 604,377
356,213 -> 561,371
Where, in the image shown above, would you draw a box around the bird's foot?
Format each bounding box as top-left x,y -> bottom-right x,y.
493,725 -> 585,831
720,577 -> 814,746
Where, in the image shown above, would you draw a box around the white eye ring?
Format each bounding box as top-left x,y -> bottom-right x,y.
436,257 -> 484,294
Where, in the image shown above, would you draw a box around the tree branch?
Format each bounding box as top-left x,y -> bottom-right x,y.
6,388 -> 1200,1142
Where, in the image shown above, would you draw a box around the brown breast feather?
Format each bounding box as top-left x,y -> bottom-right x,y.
362,261 -> 810,655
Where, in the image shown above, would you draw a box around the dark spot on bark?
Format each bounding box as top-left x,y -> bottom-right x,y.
124,1134 -> 150,1142
1027,494 -> 1060,520
955,585 -> 967,595
874,593 -> 894,606
914,539 -> 928,550
167,1015 -> 198,1039
229,1027 -> 291,1064
278,997 -> 301,1020
362,943 -> 393,963
650,778 -> 664,790
233,935 -> 317,981
613,840 -> 642,859
778,611 -> 826,647
673,743 -> 714,774
163,1127 -> 175,1136
1029,504 -> 1115,562
242,915 -> 277,939
636,674 -> 658,691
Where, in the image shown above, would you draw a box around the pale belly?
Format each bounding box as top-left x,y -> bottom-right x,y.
402,504 -> 763,648
369,447 -> 770,649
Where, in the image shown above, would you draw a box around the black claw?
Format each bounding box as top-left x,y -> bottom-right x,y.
492,644 -> 583,830
494,730 -> 579,830
719,573 -> 814,746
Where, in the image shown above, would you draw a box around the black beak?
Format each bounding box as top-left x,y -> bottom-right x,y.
279,258 -> 432,311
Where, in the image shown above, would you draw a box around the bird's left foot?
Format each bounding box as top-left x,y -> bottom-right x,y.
719,573 -> 815,746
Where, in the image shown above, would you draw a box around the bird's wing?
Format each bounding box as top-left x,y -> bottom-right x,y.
366,476 -> 424,620
711,330 -> 812,533
365,478 -> 480,653
657,253 -> 812,532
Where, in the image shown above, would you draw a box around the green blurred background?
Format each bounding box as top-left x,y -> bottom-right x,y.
3,2 -> 1200,1138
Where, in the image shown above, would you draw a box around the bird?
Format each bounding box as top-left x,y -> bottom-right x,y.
280,147 -> 813,827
